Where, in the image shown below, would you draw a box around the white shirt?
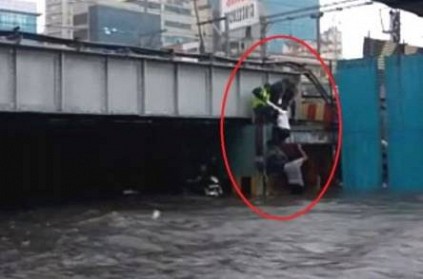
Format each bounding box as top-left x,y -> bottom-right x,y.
284,158 -> 306,186
266,100 -> 290,130
277,110 -> 290,130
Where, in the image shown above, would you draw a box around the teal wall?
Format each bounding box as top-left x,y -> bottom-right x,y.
337,58 -> 382,192
385,55 -> 423,193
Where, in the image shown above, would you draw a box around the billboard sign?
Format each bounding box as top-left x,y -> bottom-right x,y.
221,0 -> 259,31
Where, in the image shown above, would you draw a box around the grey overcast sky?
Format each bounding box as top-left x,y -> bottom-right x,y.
32,0 -> 423,58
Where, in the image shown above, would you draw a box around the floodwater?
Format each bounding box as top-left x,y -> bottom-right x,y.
1,194 -> 423,279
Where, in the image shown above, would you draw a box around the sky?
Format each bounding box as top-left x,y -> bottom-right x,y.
320,0 -> 423,58
30,0 -> 423,59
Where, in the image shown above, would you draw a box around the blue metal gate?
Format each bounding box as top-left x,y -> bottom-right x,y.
337,58 -> 382,192
385,55 -> 423,193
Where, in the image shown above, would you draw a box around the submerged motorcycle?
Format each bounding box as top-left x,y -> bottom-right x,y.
184,165 -> 224,198
203,176 -> 223,197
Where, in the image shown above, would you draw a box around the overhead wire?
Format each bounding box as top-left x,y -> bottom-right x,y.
267,1 -> 373,25
264,0 -> 363,20
0,22 -> 247,48
0,0 -> 373,51
1,0 -> 366,38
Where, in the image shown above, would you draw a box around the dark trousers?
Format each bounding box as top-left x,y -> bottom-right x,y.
290,184 -> 305,195
272,127 -> 291,143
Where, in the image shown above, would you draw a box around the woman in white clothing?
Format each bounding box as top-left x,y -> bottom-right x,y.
284,144 -> 308,195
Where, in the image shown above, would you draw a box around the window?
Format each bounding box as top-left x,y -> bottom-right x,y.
47,0 -> 61,5
48,10 -> 62,16
164,5 -> 191,15
164,20 -> 191,30
163,35 -> 193,45
49,15 -> 60,21
48,5 -> 61,13
199,4 -> 209,10
167,0 -> 190,5
0,12 -> 33,31
148,2 -> 161,10
74,29 -> 88,40
74,13 -> 87,25
49,31 -> 62,37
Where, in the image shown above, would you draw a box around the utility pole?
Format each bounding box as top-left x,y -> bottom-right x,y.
193,0 -> 205,54
259,17 -> 268,63
390,9 -> 401,43
381,9 -> 401,44
198,16 -> 229,56
311,12 -> 324,55
62,0 -> 70,39
224,16 -> 230,56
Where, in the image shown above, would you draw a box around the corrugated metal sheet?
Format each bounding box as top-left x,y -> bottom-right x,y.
385,54 -> 423,193
361,37 -> 423,109
336,58 -> 382,192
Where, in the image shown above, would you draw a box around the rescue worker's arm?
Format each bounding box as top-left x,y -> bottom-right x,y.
266,100 -> 285,113
298,144 -> 308,161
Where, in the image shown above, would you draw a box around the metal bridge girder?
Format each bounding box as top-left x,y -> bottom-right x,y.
0,42 -> 297,119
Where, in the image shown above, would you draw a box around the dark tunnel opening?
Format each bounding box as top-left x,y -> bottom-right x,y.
0,113 -> 240,208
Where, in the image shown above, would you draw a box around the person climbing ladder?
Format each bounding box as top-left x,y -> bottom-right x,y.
284,144 -> 308,195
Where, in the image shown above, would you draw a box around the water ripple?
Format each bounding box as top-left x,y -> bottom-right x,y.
0,196 -> 422,278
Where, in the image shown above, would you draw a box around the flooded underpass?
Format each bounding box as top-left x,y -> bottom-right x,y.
0,114 -> 234,206
1,195 -> 423,279
1,115 -> 422,278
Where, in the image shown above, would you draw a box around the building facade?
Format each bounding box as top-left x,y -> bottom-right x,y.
45,0 -> 73,38
46,0 -> 213,50
0,0 -> 38,33
282,27 -> 342,60
73,3 -> 162,48
196,0 -> 214,53
128,0 -> 212,50
204,0 -> 319,56
45,0 -> 127,39
320,27 -> 342,60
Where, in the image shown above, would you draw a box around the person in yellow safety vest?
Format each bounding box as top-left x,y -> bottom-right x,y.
252,83 -> 272,123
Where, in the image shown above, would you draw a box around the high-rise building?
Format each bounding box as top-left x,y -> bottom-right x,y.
320,27 -> 342,60
0,0 -> 38,33
45,0 -> 213,51
73,2 -> 162,48
210,0 -> 262,56
128,0 -> 216,49
196,0 -> 214,52
128,0 -> 208,48
45,0 -> 127,39
45,0 -> 72,38
165,0 -> 214,53
260,0 -> 319,53
204,0 -> 319,56
282,27 -> 342,60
